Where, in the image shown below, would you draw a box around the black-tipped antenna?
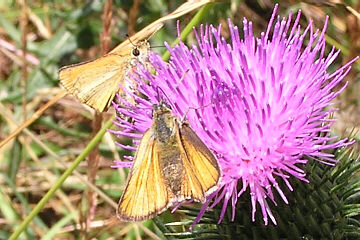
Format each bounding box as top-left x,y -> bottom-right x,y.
125,34 -> 141,56
125,34 -> 136,47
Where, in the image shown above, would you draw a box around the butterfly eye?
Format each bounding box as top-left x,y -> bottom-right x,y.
132,48 -> 140,56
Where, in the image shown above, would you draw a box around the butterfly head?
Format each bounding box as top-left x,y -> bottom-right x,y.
153,101 -> 172,117
130,41 -> 150,64
152,101 -> 178,141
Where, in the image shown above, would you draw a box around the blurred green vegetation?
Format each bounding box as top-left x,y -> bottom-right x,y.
0,0 -> 359,239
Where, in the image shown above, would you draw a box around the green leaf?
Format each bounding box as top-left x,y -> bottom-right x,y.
7,139 -> 21,182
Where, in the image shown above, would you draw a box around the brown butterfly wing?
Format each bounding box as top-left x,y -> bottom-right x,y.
178,123 -> 220,201
59,53 -> 127,112
117,129 -> 170,221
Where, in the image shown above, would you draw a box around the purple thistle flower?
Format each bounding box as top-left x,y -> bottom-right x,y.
111,5 -> 358,225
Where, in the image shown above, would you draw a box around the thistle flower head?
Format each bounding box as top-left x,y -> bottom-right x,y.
111,5 -> 357,225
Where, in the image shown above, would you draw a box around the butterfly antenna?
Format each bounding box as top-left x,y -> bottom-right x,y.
178,69 -> 189,84
126,34 -> 136,47
155,68 -> 190,109
155,86 -> 172,106
181,101 -> 213,123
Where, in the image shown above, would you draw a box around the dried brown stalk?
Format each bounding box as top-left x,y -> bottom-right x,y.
84,0 -> 113,237
128,0 -> 142,35
19,0 -> 28,123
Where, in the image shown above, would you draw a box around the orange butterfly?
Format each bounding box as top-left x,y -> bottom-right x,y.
117,102 -> 221,221
58,0 -> 214,112
59,40 -> 152,112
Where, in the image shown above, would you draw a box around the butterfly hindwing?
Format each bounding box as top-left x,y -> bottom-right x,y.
178,122 -> 221,201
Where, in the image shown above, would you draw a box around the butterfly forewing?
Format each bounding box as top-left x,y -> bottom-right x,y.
117,130 -> 169,221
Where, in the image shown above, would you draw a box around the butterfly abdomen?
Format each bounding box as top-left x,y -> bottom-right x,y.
159,147 -> 184,195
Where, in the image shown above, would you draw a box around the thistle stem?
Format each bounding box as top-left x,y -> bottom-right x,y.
162,3 -> 214,61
